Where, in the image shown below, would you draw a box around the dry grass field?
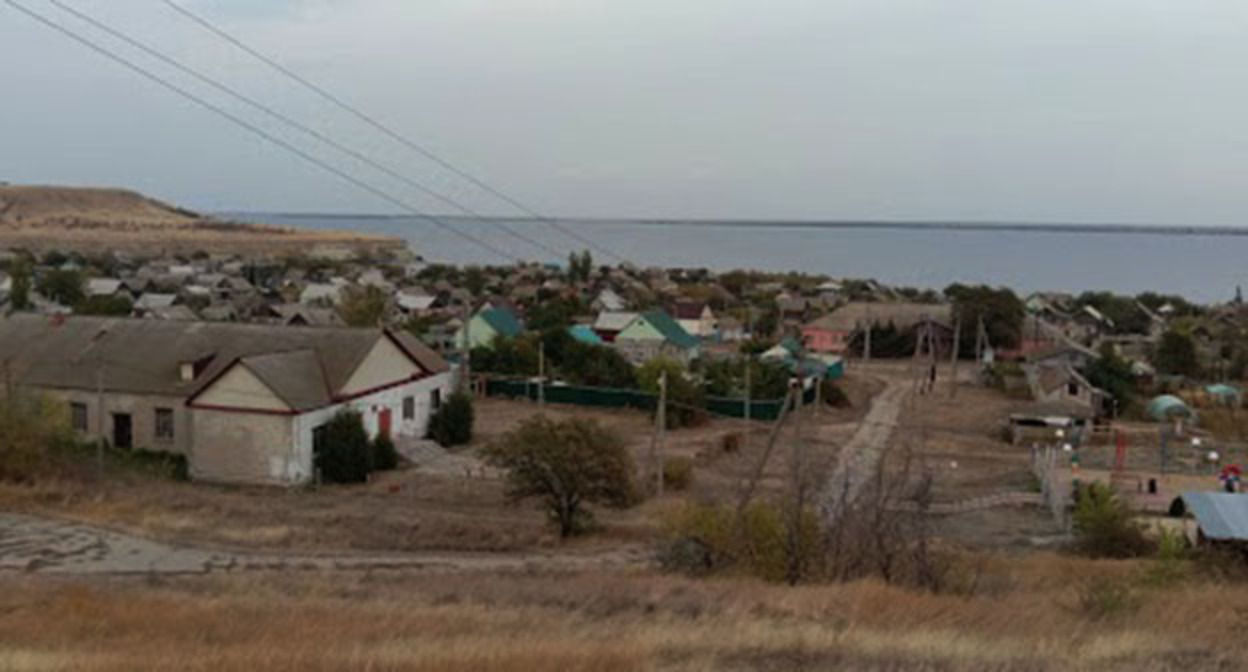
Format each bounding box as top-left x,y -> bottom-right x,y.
2,554 -> 1245,671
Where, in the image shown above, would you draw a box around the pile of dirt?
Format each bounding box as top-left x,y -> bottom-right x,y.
0,184 -> 404,258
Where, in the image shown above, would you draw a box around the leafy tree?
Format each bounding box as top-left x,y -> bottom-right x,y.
471,335 -> 540,376
485,415 -> 637,538
427,391 -> 474,447
1154,330 -> 1200,377
0,391 -> 70,482
7,260 -> 31,311
336,284 -> 389,327
75,295 -> 133,317
1137,292 -> 1202,318
36,269 -> 85,307
944,283 -> 1024,355
697,358 -> 790,400
315,410 -> 373,484
567,250 -> 593,284
639,358 -> 706,428
463,266 -> 487,296
526,295 -> 583,332
846,321 -> 913,358
1084,344 -> 1136,414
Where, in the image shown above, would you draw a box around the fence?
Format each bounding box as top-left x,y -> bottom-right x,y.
483,377 -> 817,422
1031,444 -> 1071,531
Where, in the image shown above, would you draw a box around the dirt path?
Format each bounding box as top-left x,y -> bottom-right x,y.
0,513 -> 649,576
819,373 -> 911,519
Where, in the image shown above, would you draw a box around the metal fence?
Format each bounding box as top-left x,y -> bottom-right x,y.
483,377 -> 816,422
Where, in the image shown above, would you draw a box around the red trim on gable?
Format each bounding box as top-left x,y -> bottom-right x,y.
331,371 -> 436,404
189,371 -> 443,416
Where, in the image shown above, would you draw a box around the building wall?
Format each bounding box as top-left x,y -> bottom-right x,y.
41,387 -> 192,455
341,336 -> 421,396
191,409 -> 296,485
193,365 -> 290,412
802,327 -> 849,354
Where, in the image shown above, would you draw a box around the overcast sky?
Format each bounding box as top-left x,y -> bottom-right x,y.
3,0 -> 1248,223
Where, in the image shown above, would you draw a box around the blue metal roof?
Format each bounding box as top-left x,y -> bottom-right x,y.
1181,492 -> 1248,541
567,324 -> 603,345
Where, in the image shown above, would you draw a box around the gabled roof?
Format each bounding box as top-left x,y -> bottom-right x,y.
1181,492 -> 1248,541
568,324 -> 604,345
631,310 -> 698,349
594,311 -> 639,332
135,293 -> 178,310
86,278 -> 124,297
478,307 -> 522,338
0,315 -> 448,405
805,302 -> 952,333
240,349 -> 330,411
671,301 -> 709,320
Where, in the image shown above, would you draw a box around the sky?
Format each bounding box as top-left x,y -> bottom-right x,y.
3,0 -> 1248,223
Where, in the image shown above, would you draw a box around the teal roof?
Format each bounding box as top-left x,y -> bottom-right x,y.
479,308 -> 522,338
641,310 -> 698,350
779,336 -> 802,355
568,324 -> 603,345
1205,384 -> 1241,399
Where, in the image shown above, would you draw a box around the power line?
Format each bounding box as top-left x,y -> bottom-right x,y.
42,0 -> 564,262
160,0 -> 627,265
4,0 -> 518,263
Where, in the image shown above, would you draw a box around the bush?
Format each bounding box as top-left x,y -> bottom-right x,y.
484,415 -> 637,538
660,501 -> 822,583
1071,482 -> 1154,558
371,434 -> 399,471
315,410 -> 373,484
427,391 -> 474,447
663,456 -> 694,491
821,380 -> 851,408
0,392 -> 71,482
1075,578 -> 1140,621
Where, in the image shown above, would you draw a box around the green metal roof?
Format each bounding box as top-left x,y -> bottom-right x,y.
1147,394 -> 1193,421
479,308 -> 523,338
640,310 -> 698,350
568,324 -> 603,345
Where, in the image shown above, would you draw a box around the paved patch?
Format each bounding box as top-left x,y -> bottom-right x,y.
0,513 -> 647,575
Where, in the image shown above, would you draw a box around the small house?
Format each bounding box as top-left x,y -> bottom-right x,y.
455,307 -> 523,350
613,310 -> 699,365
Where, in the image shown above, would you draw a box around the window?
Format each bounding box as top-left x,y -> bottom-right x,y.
1067,382 -> 1080,397
403,396 -> 416,421
155,408 -> 175,441
70,402 -> 88,433
430,389 -> 442,411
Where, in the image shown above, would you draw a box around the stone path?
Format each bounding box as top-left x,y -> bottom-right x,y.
0,513 -> 648,576
819,378 -> 909,519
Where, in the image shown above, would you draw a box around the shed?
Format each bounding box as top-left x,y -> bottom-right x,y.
1147,395 -> 1194,422
1205,384 -> 1242,407
1179,492 -> 1248,544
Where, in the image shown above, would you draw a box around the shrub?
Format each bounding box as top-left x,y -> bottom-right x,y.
427,391 -> 474,447
0,391 -> 71,482
484,415 -> 637,538
821,380 -> 851,408
371,434 -> 399,471
660,501 -> 822,583
663,456 -> 694,491
315,410 -> 373,484
1071,482 -> 1154,558
1075,578 -> 1140,621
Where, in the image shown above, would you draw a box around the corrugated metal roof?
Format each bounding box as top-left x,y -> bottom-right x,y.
1181,492 -> 1248,541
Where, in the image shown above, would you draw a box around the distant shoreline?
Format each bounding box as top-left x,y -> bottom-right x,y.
231,212 -> 1248,237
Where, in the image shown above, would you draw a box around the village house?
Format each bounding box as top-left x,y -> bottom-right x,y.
670,300 -> 717,339
592,311 -> 639,343
613,310 -> 700,365
0,314 -> 452,486
455,306 -> 523,350
801,302 -> 953,355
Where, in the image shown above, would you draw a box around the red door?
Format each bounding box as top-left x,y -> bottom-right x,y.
378,408 -> 393,439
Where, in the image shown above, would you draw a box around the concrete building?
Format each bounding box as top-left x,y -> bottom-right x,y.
801,302 -> 953,355
0,315 -> 451,486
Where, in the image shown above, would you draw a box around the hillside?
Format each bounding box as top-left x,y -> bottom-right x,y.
0,184 -> 405,258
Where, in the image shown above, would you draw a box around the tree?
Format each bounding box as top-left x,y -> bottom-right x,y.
1154,330 -> 1200,377
463,266 -> 488,296
314,410 -> 373,484
639,358 -> 705,428
944,284 -> 1025,355
1076,292 -> 1151,335
1072,482 -> 1153,559
484,415 -> 637,538
696,358 -> 790,400
336,285 -> 388,327
526,295 -> 583,332
0,390 -> 70,483
75,295 -> 133,317
567,250 -> 593,284
1084,344 -> 1136,414
427,391 -> 474,447
371,433 -> 399,471
36,269 -> 85,307
7,260 -> 31,311
470,335 -> 539,377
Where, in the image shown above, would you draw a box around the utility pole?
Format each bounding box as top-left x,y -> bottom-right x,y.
786,375 -> 806,586
863,306 -> 873,363
949,313 -> 962,399
460,303 -> 472,395
537,339 -> 546,408
653,370 -> 668,497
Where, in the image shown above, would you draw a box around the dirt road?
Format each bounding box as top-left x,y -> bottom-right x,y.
0,513 -> 648,576
819,370 -> 911,518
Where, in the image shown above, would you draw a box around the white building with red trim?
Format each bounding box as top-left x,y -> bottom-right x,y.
0,315 -> 452,486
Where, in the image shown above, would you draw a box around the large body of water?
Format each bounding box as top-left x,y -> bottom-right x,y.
235,213 -> 1248,303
